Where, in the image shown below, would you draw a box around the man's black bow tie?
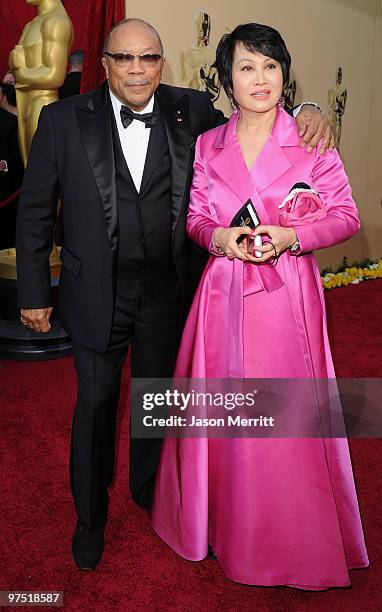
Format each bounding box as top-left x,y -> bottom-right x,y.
120,105 -> 157,129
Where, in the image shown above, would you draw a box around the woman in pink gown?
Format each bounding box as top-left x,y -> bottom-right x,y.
151,23 -> 369,590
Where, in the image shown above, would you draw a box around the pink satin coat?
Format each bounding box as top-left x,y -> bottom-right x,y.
151,108 -> 369,589
180,107 -> 361,379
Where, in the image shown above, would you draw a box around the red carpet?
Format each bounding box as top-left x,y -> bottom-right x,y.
0,280 -> 381,611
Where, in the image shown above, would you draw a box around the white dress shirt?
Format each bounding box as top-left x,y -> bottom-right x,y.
109,89 -> 154,192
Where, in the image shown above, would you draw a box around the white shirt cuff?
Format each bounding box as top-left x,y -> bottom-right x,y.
293,102 -> 323,117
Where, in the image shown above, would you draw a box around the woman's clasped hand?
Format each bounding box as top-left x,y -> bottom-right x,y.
213,224 -> 297,261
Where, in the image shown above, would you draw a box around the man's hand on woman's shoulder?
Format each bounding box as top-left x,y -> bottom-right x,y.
295,105 -> 335,155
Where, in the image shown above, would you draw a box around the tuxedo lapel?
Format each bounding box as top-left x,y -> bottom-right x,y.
156,86 -> 192,230
75,83 -> 118,258
139,99 -> 168,195
110,108 -> 137,190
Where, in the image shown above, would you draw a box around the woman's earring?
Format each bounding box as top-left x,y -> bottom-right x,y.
229,95 -> 239,115
277,96 -> 285,109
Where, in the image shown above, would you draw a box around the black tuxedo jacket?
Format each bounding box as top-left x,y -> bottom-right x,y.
0,108 -> 23,202
16,82 -> 224,351
58,71 -> 81,99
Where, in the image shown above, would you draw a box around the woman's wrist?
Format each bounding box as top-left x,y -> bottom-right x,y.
287,228 -> 301,255
210,227 -> 225,255
287,228 -> 297,248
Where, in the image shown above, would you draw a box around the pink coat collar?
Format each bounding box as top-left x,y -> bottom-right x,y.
208,108 -> 301,200
213,107 -> 300,149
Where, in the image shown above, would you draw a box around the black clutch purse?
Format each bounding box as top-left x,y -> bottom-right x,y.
230,198 -> 261,244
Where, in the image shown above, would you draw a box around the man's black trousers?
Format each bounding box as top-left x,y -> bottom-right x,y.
69,279 -> 180,530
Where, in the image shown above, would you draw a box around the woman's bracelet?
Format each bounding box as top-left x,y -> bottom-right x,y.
210,228 -> 225,256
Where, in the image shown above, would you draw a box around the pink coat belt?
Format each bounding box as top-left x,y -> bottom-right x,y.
228,259 -> 284,379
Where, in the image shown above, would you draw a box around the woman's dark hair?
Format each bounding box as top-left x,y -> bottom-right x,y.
216,23 -> 291,99
0,82 -> 16,107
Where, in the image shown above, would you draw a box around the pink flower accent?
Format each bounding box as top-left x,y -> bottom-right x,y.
279,189 -> 327,227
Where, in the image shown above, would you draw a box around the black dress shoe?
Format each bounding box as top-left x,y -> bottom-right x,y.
132,478 -> 155,510
72,521 -> 105,570
208,544 -> 217,560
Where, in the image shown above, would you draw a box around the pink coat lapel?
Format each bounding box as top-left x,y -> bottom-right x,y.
207,113 -> 253,204
253,108 -> 299,193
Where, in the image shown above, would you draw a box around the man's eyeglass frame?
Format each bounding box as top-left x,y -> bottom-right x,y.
104,52 -> 163,66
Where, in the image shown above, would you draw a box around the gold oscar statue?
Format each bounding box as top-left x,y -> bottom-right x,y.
0,0 -> 73,280
9,0 -> 73,167
328,67 -> 347,151
180,12 -> 220,102
283,78 -> 296,111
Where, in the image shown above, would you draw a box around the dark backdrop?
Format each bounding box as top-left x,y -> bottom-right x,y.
0,0 -> 125,93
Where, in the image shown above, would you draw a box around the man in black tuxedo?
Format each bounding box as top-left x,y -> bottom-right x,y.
0,104 -> 20,200
16,18 -> 332,570
0,102 -> 23,248
58,50 -> 84,99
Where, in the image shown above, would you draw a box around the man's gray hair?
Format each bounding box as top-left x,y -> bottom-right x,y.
103,18 -> 164,54
70,50 -> 84,66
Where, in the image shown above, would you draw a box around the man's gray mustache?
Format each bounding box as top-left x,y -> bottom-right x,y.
124,80 -> 150,86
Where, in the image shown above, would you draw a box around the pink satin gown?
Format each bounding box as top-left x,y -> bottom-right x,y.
151,109 -> 369,590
